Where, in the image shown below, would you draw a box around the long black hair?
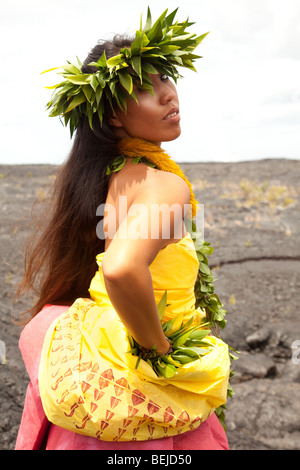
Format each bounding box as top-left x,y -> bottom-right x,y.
16,35 -> 133,323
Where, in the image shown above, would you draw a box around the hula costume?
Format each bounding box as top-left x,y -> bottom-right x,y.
16,139 -> 230,449
16,8 -> 233,450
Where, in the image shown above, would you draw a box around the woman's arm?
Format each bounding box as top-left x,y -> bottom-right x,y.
102,171 -> 190,355
102,258 -> 170,354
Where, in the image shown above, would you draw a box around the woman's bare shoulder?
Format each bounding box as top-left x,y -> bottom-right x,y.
133,164 -> 190,207
108,158 -> 190,208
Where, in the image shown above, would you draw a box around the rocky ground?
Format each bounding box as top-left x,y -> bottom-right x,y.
0,158 -> 299,450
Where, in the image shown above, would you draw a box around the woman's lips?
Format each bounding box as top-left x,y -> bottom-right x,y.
163,109 -> 180,122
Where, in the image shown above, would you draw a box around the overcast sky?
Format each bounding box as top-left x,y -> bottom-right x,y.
1,0 -> 299,164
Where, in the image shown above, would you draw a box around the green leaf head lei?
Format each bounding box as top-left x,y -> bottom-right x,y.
42,7 -> 209,137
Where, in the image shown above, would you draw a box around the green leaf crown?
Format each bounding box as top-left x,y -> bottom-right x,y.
43,7 -> 209,136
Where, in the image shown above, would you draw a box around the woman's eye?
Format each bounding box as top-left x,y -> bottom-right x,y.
160,74 -> 169,81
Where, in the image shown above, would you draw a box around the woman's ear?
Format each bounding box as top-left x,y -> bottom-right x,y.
109,114 -> 124,128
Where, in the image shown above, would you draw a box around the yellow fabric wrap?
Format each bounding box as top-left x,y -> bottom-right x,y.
39,234 -> 230,442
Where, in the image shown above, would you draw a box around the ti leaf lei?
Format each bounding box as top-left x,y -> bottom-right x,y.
190,223 -> 238,430
42,7 -> 208,137
106,155 -> 157,176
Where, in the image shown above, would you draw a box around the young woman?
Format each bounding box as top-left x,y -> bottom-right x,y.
15,9 -> 230,450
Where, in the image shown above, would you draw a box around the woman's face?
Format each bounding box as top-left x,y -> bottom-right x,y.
110,73 -> 181,145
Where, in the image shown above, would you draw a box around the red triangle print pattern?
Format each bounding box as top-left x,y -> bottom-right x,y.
45,298 -> 204,441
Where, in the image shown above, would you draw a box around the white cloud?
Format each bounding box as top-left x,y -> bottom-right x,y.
266,0 -> 300,60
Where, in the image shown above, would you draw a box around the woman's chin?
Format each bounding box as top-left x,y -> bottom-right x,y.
162,128 -> 182,142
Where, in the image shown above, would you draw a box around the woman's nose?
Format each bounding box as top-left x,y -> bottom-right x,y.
160,82 -> 177,105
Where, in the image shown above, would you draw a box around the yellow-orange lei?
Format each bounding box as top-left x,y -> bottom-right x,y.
118,138 -> 199,219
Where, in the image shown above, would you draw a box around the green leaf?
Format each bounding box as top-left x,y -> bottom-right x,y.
165,8 -> 179,27
199,261 -> 211,276
90,74 -> 99,92
59,82 -> 78,95
82,85 -> 93,102
200,245 -> 214,255
166,313 -> 184,337
44,82 -> 65,90
131,33 -> 146,55
157,362 -> 176,378
106,155 -> 127,175
196,32 -> 210,45
108,80 -> 117,96
140,46 -> 159,53
135,354 -> 142,370
76,56 -> 83,68
127,348 -> 138,355
172,327 -> 196,348
61,74 -> 91,85
118,71 -> 133,94
141,61 -> 159,74
69,113 -> 78,138
131,157 -> 143,164
97,74 -> 106,88
157,290 -> 167,320
130,56 -> 142,81
175,347 -> 199,358
200,281 -> 209,293
144,6 -> 152,31
87,106 -> 94,129
128,335 -> 134,349
95,86 -> 103,106
171,353 -> 195,364
97,100 -> 104,124
160,355 -> 180,367
62,63 -> 82,75
162,316 -> 176,334
64,92 -> 86,113
87,61 -> 100,69
120,47 -> 131,59
167,316 -> 194,340
97,50 -> 107,68
168,33 -> 196,44
107,54 -> 126,67
185,340 -> 211,348
41,66 -> 63,75
188,329 -> 210,341
114,89 -> 128,112
159,45 -> 180,55
67,86 -> 82,96
139,11 -> 143,32
147,17 -> 163,43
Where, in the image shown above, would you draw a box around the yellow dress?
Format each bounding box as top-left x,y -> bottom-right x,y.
39,233 -> 230,442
